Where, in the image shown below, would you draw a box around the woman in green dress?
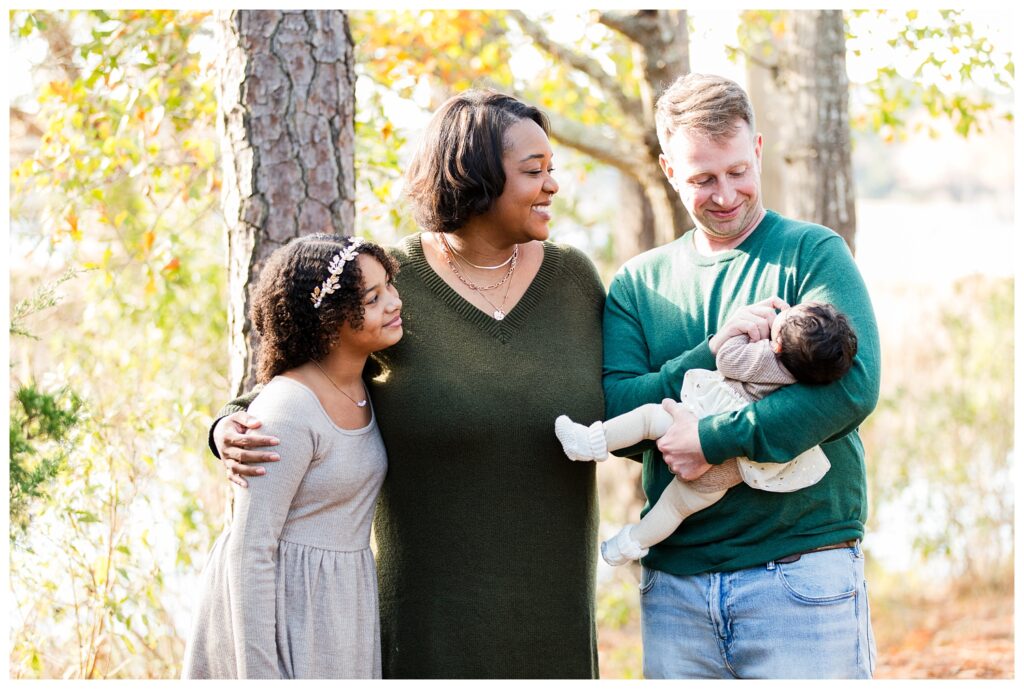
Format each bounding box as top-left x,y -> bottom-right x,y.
210,90 -> 605,678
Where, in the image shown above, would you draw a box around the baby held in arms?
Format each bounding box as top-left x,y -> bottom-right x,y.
555,300 -> 858,566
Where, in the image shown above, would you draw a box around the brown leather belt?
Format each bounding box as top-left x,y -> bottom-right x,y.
775,539 -> 858,564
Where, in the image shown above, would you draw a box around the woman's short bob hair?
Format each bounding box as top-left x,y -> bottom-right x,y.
404,89 -> 550,233
250,233 -> 397,384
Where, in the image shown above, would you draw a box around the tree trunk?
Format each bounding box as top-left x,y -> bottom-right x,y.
217,10 -> 356,395
614,176 -> 655,261
746,58 -> 785,214
632,9 -> 693,252
774,10 -> 857,252
599,9 -> 693,260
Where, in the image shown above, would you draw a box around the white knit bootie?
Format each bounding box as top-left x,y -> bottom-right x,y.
554,415 -> 608,462
601,524 -> 648,566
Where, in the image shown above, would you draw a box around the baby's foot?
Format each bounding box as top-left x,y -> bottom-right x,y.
555,415 -> 608,462
601,525 -> 648,566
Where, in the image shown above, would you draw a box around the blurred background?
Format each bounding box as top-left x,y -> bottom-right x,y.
7,9 -> 1014,679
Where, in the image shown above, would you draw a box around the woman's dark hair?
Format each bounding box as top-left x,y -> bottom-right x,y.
250,233 -> 397,384
404,89 -> 550,233
777,303 -> 858,385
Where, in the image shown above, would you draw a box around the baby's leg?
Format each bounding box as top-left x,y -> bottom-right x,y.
601,460 -> 743,566
603,404 -> 673,451
555,404 -> 672,463
632,460 -> 741,546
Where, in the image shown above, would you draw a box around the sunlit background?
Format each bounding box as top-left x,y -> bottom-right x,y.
7,8 -> 1014,679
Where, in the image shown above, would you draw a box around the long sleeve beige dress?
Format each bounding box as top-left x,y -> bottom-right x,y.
182,376 -> 387,679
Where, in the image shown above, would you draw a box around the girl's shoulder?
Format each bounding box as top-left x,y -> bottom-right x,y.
250,377 -> 323,426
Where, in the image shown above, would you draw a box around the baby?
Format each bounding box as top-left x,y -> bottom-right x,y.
556,301 -> 858,565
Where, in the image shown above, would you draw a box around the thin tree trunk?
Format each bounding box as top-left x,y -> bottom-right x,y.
776,10 -> 857,252
633,9 -> 693,251
614,176 -> 655,261
217,10 -> 356,395
746,57 -> 785,214
599,9 -> 693,259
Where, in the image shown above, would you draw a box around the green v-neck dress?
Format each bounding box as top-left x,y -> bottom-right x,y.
215,234 -> 605,678
369,235 -> 605,677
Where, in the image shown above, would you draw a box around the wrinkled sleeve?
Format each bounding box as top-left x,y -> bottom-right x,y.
224,391 -> 316,678
716,335 -> 791,384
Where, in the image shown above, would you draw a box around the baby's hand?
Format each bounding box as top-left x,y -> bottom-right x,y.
709,297 -> 789,354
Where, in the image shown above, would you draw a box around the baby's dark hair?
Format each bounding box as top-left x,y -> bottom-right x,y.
776,303 -> 858,385
250,233 -> 397,384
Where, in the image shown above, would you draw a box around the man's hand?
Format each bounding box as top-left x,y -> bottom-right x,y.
656,400 -> 711,480
709,296 -> 789,354
213,411 -> 280,488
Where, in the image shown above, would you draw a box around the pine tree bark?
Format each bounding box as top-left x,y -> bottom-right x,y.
217,10 -> 356,395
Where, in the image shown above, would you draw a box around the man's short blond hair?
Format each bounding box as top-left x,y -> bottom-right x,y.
655,73 -> 755,151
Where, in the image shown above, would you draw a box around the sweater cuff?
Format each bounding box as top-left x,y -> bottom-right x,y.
208,416 -> 227,460
697,414 -> 740,465
683,336 -> 717,373
207,404 -> 249,460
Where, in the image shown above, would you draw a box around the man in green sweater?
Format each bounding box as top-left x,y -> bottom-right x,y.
602,73 -> 880,678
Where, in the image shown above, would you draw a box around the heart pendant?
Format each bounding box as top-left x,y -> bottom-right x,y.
493,310 -> 505,320
356,400 -> 368,407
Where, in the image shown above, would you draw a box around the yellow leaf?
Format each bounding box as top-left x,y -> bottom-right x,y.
94,555 -> 109,586
143,231 -> 155,252
114,210 -> 128,227
145,274 -> 157,295
66,213 -> 82,241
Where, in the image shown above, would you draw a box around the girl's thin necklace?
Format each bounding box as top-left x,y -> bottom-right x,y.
312,360 -> 367,407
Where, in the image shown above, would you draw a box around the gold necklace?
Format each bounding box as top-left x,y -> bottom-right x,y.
438,233 -> 518,320
447,240 -> 516,269
312,360 -> 367,408
439,233 -> 517,291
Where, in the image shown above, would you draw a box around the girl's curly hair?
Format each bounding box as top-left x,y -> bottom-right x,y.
250,233 -> 397,384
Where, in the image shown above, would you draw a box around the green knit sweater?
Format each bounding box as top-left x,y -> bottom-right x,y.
216,235 -> 605,678
603,210 -> 880,575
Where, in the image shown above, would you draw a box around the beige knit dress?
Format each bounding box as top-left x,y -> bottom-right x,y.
182,376 -> 387,679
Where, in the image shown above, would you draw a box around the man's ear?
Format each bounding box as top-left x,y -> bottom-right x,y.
659,153 -> 676,188
771,339 -> 782,354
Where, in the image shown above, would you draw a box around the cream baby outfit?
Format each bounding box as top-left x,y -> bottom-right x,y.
556,334 -> 829,565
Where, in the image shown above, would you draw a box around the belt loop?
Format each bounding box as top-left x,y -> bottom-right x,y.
766,559 -> 776,571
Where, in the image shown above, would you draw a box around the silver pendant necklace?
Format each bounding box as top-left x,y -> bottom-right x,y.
313,360 -> 368,407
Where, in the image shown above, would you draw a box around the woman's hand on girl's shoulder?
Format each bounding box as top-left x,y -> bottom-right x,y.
214,411 -> 280,488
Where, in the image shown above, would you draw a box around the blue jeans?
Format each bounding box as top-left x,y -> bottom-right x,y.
640,542 -> 876,678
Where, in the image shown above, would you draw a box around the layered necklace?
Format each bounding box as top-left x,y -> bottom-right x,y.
312,359 -> 368,408
438,232 -> 518,321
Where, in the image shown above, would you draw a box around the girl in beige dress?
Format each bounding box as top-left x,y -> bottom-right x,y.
182,234 -> 403,678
